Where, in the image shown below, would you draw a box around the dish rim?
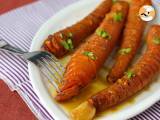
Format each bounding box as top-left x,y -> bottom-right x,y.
29,0 -> 160,120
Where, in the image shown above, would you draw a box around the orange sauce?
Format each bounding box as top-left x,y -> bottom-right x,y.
47,55 -> 151,119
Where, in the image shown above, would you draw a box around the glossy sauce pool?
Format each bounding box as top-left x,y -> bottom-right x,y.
46,54 -> 150,119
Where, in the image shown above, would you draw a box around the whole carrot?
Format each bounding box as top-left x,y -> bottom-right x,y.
90,25 -> 160,111
56,1 -> 129,102
107,0 -> 151,83
71,25 -> 160,120
43,0 -> 112,58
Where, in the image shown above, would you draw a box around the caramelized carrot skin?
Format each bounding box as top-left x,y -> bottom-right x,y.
43,0 -> 112,58
55,2 -> 129,102
89,25 -> 160,112
107,0 -> 152,83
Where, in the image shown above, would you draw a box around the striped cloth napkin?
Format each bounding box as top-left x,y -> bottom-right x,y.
0,0 -> 160,120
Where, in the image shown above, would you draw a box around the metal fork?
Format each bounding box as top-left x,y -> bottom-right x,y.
0,39 -> 65,91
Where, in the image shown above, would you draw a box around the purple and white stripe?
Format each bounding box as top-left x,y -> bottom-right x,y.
0,0 -> 160,120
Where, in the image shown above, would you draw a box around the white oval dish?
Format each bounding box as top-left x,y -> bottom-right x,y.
29,0 -> 160,120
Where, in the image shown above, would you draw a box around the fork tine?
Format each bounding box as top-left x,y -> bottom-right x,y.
47,55 -> 65,73
41,58 -> 62,83
37,60 -> 60,91
46,55 -> 64,75
38,59 -> 61,83
40,68 -> 60,92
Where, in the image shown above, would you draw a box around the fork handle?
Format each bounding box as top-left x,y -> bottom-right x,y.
0,39 -> 27,55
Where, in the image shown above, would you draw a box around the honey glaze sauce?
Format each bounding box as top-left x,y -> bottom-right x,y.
96,81 -> 154,119
47,54 -> 151,119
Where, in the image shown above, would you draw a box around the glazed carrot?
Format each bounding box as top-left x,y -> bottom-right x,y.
55,1 -> 129,101
71,25 -> 160,120
43,0 -> 112,58
89,25 -> 160,112
107,0 -> 152,83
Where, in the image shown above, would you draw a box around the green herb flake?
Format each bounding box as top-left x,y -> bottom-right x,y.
83,51 -> 97,60
119,48 -> 132,55
113,12 -> 123,22
67,38 -> 74,50
68,32 -> 73,38
61,40 -> 69,50
112,0 -> 117,4
153,37 -> 160,45
96,29 -> 111,39
61,39 -> 74,51
125,71 -> 135,79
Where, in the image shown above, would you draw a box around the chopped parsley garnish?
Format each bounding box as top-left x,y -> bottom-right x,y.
153,37 -> 160,45
112,0 -> 117,4
119,48 -> 132,55
83,51 -> 97,60
60,32 -> 73,38
67,39 -> 74,49
60,32 -> 74,51
61,38 -> 74,51
113,12 -> 123,22
96,29 -> 111,39
125,70 -> 135,79
68,32 -> 73,38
